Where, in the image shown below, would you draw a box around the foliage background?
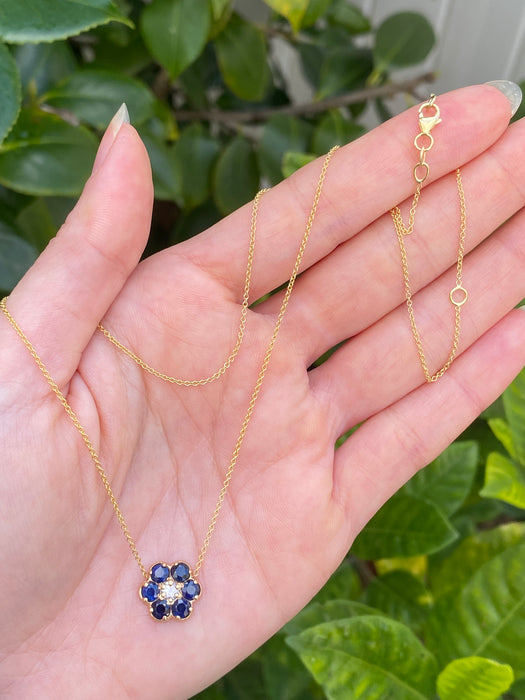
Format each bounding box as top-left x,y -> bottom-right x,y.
1,1 -> 525,698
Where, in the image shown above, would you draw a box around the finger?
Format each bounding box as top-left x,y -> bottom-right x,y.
310,203 -> 525,438
177,84 -> 513,301
4,113 -> 154,384
332,307 -> 525,538
260,114 -> 525,364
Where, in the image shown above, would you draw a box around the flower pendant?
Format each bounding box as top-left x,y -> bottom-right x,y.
140,562 -> 201,621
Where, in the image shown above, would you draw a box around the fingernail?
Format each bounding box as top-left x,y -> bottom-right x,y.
92,103 -> 130,173
485,80 -> 522,117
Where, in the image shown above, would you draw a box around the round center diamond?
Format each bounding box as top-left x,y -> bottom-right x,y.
159,578 -> 180,602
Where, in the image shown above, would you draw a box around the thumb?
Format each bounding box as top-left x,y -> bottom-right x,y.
4,105 -> 154,384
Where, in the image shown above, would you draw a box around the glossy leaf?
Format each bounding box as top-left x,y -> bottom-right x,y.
437,656 -> 514,700
284,599 -> 383,636
312,110 -> 365,155
173,123 -> 220,211
258,115 -> 313,185
13,41 -> 77,97
502,367 -> 525,464
138,129 -> 181,203
361,570 -> 432,631
425,542 -> 525,675
480,451 -> 525,509
0,0 -> 132,43
214,13 -> 268,101
0,217 -> 38,291
213,136 -> 259,216
374,11 -> 435,69
316,47 -> 373,100
326,0 -> 370,34
141,0 -> 211,80
0,43 -> 21,145
428,522 -> 525,598
287,615 -> 438,699
43,69 -> 155,129
351,493 -> 458,559
0,110 -> 98,196
401,440 -> 479,516
282,151 -> 316,178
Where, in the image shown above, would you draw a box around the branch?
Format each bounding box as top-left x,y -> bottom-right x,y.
175,72 -> 436,124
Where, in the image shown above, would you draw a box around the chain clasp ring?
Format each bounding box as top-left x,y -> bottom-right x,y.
418,95 -> 442,135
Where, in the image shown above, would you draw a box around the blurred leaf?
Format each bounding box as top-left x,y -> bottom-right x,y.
480,451 -> 525,509
360,570 -> 432,632
13,41 -> 76,99
511,677 -> 525,699
301,0 -> 332,29
258,115 -> 313,185
511,81 -> 525,123
0,109 -> 98,196
437,656 -> 514,700
351,493 -> 458,559
262,0 -> 309,33
284,599 -> 382,637
43,69 -> 155,129
374,11 -> 435,70
15,197 -> 57,251
488,417 -> 516,460
312,110 -> 364,154
213,135 -> 258,215
425,542 -> 525,676
210,0 -> 231,21
375,555 -> 427,579
311,559 -> 362,604
173,123 -> 220,211
502,368 -> 525,465
141,0 -> 211,80
260,635 -> 322,700
0,44 -> 21,145
297,42 -> 324,90
428,522 -> 525,598
287,615 -> 438,699
138,129 -> 180,202
0,216 -> 38,291
326,0 -> 370,34
316,47 -> 373,100
171,199 -> 222,244
282,151 -> 316,178
214,13 -> 269,101
401,441 -> 479,517
0,0 -> 132,42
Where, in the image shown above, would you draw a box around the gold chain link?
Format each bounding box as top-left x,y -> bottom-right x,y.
390,95 -> 467,383
0,145 -> 338,579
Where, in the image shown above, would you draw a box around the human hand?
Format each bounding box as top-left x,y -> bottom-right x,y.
1,84 -> 524,699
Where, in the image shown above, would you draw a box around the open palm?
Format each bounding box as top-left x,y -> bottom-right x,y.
2,85 -> 525,699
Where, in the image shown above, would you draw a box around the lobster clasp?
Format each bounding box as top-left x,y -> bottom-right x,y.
418,95 -> 442,135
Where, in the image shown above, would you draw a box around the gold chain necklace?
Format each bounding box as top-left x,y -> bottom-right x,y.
390,94 -> 468,383
0,145 -> 338,622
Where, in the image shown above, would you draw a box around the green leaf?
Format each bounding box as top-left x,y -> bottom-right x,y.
0,0 -> 132,43
301,0 -> 332,28
260,634 -> 320,700
138,129 -> 180,203
140,0 -> 211,80
374,11 -> 435,70
214,13 -> 269,101
0,110 -> 98,196
262,0 -> 310,33
173,123 -> 220,211
351,493 -> 458,559
15,197 -> 57,251
282,151 -> 316,179
210,0 -> 231,21
428,522 -> 525,598
213,136 -> 259,216
0,217 -> 38,291
258,115 -> 313,185
312,110 -> 365,155
511,677 -> 525,699
425,542 -> 525,676
43,69 -> 155,129
437,656 -> 514,700
401,441 -> 479,517
361,570 -> 432,632
316,47 -> 373,100
326,0 -> 370,34
480,451 -> 525,509
0,44 -> 21,145
284,599 -> 383,636
311,559 -> 362,604
488,417 -> 516,460
13,41 -> 77,99
502,368 -> 525,465
287,615 -> 438,699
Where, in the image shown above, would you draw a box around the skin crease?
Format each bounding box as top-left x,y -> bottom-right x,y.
0,84 -> 525,699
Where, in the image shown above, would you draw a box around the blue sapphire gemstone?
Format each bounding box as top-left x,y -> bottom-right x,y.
151,563 -> 170,583
171,562 -> 190,582
151,599 -> 171,620
182,579 -> 201,601
172,598 -> 191,619
141,582 -> 159,602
